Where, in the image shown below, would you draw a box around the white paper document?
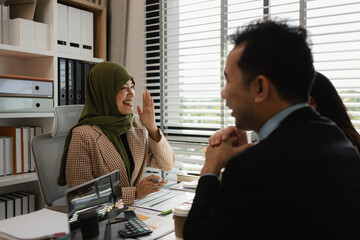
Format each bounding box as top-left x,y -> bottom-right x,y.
0,208 -> 69,240
128,206 -> 174,240
132,189 -> 195,212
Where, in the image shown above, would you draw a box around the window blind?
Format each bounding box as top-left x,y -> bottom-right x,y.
145,0 -> 360,178
305,0 -> 360,128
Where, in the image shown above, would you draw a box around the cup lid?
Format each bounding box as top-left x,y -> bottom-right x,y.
173,204 -> 191,217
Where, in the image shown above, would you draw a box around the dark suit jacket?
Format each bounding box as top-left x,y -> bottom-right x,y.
184,107 -> 360,240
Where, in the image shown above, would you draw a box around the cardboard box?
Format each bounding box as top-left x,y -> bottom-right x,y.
9,18 -> 35,49
5,0 -> 37,21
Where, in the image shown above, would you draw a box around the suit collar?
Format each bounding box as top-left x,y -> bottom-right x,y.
259,103 -> 308,141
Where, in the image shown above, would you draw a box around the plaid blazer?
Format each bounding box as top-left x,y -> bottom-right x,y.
65,115 -> 175,205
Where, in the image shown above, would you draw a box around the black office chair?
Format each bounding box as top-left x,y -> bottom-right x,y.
31,105 -> 84,210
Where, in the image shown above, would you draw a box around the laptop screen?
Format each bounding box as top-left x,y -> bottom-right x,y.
65,170 -> 124,230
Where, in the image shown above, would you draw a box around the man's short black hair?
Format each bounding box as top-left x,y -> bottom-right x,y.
229,19 -> 315,103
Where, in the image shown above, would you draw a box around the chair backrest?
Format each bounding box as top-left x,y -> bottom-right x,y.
31,105 -> 84,207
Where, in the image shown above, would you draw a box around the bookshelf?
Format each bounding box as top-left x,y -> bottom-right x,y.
0,0 -> 106,210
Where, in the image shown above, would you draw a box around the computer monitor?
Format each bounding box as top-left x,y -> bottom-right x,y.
65,170 -> 124,231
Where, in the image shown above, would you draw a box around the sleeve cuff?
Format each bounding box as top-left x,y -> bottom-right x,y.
201,173 -> 218,178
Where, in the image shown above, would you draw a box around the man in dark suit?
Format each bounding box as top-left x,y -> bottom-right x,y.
183,19 -> 360,239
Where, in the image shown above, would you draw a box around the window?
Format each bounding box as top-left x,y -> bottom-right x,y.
145,0 -> 360,179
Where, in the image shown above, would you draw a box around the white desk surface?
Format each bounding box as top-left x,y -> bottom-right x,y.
0,208 -> 69,239
0,188 -> 194,240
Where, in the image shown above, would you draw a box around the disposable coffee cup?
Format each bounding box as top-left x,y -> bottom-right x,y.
78,208 -> 99,240
173,203 -> 192,239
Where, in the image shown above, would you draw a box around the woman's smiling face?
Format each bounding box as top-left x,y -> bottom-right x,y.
116,80 -> 135,114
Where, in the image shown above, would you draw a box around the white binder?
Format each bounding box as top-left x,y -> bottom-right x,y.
4,137 -> 13,175
57,3 -> 68,53
67,6 -> 81,55
0,77 -> 53,97
19,126 -> 30,173
0,97 -> 53,112
80,9 -> 93,57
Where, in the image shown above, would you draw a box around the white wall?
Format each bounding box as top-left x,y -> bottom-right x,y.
125,0 -> 146,114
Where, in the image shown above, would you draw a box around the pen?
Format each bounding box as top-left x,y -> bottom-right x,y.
161,209 -> 172,215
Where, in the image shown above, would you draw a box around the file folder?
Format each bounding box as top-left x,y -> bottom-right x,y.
17,191 -> 35,213
0,97 -> 53,113
19,126 -> 30,173
67,6 -> 81,55
75,60 -> 83,104
67,59 -> 76,105
58,58 -> 67,105
0,196 -> 14,219
4,137 -> 13,175
80,9 -> 93,57
83,61 -> 90,103
29,127 -> 35,172
0,126 -> 22,174
0,138 -> 4,176
0,75 -> 52,97
0,200 -> 5,220
9,193 -> 28,215
3,194 -> 21,216
57,3 -> 68,53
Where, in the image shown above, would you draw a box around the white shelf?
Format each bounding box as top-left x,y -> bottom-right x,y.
0,44 -> 104,64
57,52 -> 104,64
0,44 -> 54,59
0,112 -> 54,119
0,172 -> 38,187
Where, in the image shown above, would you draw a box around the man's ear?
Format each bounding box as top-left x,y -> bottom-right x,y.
253,75 -> 271,103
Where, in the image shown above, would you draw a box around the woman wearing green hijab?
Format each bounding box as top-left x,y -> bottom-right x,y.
58,62 -> 175,205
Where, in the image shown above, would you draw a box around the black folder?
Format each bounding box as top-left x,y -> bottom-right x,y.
67,59 -> 76,105
82,62 -> 90,104
58,58 -> 67,105
75,60 -> 83,104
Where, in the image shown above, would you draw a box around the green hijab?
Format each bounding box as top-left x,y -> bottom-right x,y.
57,62 -> 134,186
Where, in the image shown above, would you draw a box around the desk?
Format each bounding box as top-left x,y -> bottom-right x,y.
0,188 -> 194,240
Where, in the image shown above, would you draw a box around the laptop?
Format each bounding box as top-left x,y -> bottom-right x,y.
65,170 -> 153,239
65,170 -> 125,231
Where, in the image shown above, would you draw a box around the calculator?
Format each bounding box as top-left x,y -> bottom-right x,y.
117,210 -> 153,238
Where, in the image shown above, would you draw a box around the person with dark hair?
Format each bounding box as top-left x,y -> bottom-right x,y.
57,62 -> 175,205
309,71 -> 360,151
183,19 -> 360,239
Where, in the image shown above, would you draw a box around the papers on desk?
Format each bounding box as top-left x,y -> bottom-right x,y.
169,181 -> 198,193
0,208 -> 69,240
128,189 -> 194,239
128,206 -> 174,240
132,189 -> 195,212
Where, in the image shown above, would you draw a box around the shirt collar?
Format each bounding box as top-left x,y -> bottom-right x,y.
258,103 -> 307,141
